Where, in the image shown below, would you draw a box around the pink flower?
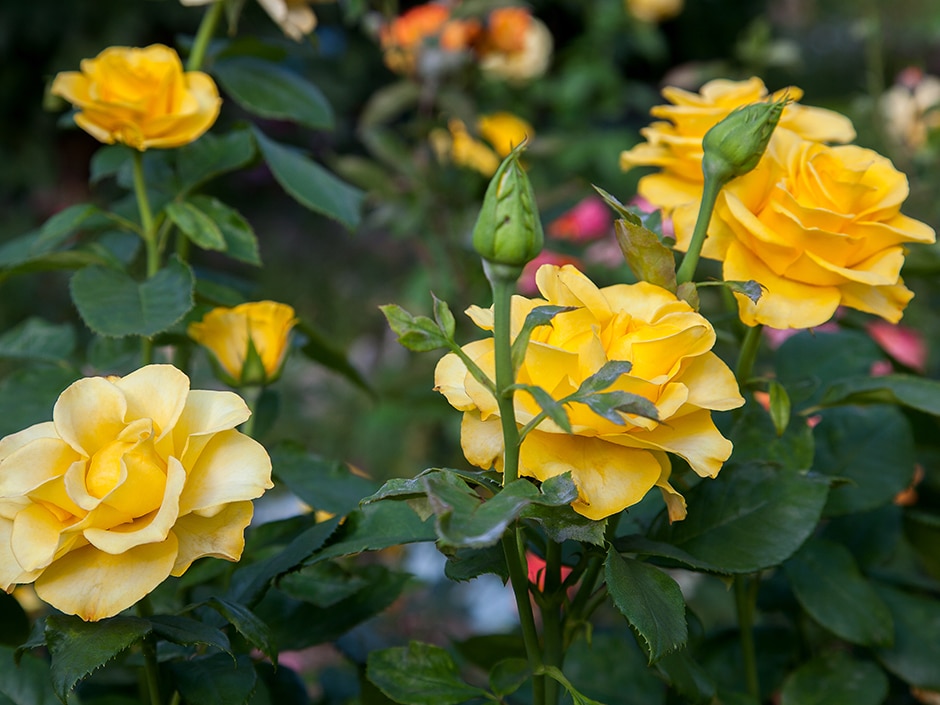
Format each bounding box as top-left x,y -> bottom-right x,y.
547,196 -> 612,242
526,552 -> 573,592
518,251 -> 582,295
867,321 -> 927,373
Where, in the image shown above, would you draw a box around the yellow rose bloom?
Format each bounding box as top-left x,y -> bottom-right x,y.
0,365 -> 273,620
50,44 -> 221,151
477,112 -> 532,157
434,264 -> 744,521
699,130 -> 936,328
626,0 -> 684,23
619,77 -> 856,213
188,301 -> 298,387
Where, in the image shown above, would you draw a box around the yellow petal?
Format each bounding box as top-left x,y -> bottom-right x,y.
11,503 -> 66,572
35,535 -> 178,620
177,431 -> 273,515
0,517 -> 39,590
113,364 -> 189,442
172,389 -> 251,468
171,501 -> 253,575
53,376 -> 127,456
460,412 -> 505,471
676,352 -> 745,411
0,436 -> 80,497
839,280 -> 914,323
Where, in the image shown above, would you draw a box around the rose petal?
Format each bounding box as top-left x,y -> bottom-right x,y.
171,501 -> 253,575
178,431 -> 273,515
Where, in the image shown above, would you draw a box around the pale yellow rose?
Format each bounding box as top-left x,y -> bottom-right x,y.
696,129 -> 936,328
50,44 -> 220,151
434,264 -> 744,521
0,365 -> 273,620
180,0 -> 332,41
626,0 -> 684,23
619,77 -> 856,213
188,301 -> 298,386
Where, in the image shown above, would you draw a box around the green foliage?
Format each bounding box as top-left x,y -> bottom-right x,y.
168,654 -> 258,705
779,652 -> 888,705
367,642 -> 487,705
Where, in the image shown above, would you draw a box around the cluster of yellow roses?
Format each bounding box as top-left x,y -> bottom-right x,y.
621,77 -> 936,329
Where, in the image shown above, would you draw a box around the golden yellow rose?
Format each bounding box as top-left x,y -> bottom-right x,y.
188,301 -> 298,386
626,0 -> 684,23
431,113 -> 533,177
50,44 -> 220,151
434,264 -> 744,521
0,365 -> 273,620
691,130 -> 936,328
619,77 -> 856,213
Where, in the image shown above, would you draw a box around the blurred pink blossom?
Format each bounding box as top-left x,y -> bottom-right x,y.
518,251 -> 582,295
867,321 -> 927,373
526,552 -> 574,592
547,195 -> 612,242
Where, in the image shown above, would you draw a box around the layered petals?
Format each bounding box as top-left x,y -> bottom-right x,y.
0,364 -> 273,620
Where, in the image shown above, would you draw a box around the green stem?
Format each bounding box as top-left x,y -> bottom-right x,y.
735,575 -> 760,700
502,532 -> 545,705
133,150 -> 159,366
186,0 -> 225,72
240,385 -> 262,438
136,598 -> 162,705
735,324 -> 763,393
676,176 -> 722,285
486,261 -> 522,484
542,540 -> 564,705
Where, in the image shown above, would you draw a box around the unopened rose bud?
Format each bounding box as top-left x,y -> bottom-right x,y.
701,96 -> 788,185
472,146 -> 544,272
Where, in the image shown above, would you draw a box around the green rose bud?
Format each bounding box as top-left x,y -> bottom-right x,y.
472,145 -> 544,273
701,96 -> 788,185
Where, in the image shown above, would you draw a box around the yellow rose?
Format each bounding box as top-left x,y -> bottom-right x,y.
434,264 -> 744,521
431,113 -> 533,177
50,44 -> 221,151
188,301 -> 298,386
619,77 -> 856,213
626,0 -> 684,23
0,365 -> 273,620
692,130 -> 936,328
477,112 -> 533,157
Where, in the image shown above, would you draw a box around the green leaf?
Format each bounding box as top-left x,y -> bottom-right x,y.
168,654 -> 257,705
379,304 -> 450,352
768,380 -> 790,436
148,615 -> 232,654
213,57 -> 334,130
572,389 -> 660,425
431,293 -> 456,340
728,402 -> 814,472
821,373 -> 940,415
45,615 -> 151,703
278,561 -> 369,607
444,545 -> 509,582
875,582 -> 940,689
538,666 -> 606,705
613,535 -> 722,573
904,509 -> 940,581
564,632 -> 666,705
592,184 -> 642,224
575,360 -> 634,395
722,280 -> 763,304
0,646 -> 61,705
783,538 -> 893,646
90,144 -> 132,183
523,504 -> 607,545
0,318 -> 75,363
605,549 -> 687,662
812,405 -> 916,516
0,366 -> 80,438
649,463 -> 829,573
70,256 -> 195,337
511,305 -> 575,371
205,599 -> 277,665
781,652 -> 887,705
367,642 -> 487,705
654,648 -> 715,703
614,218 -> 677,292
252,126 -> 362,229
518,384 -> 572,433
312,500 -> 436,563
489,658 -> 530,697
165,201 -> 226,251
271,443 -> 378,516
175,127 -> 256,193
0,204 -> 102,270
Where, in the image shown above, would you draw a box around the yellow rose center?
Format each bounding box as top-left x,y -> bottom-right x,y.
86,437 -> 168,517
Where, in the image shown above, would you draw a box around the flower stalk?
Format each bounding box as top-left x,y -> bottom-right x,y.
675,175 -> 721,285
132,150 -> 159,365
186,0 -> 224,72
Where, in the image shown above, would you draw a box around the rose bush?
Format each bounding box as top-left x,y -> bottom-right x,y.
0,365 -> 273,620
434,264 -> 744,521
50,44 -> 220,151
697,130 -> 936,328
188,301 -> 298,386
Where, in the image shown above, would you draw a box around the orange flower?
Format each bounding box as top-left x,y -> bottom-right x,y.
379,3 -> 479,74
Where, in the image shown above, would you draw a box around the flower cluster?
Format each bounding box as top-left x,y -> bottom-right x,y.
51,44 -> 220,151
621,77 -> 936,329
0,365 -> 273,620
435,264 -> 744,521
379,3 -> 552,82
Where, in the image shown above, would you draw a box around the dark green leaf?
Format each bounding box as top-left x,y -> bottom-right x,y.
252,127 -> 362,229
175,128 -> 256,193
444,545 -> 509,582
728,403 -> 814,471
523,504 -> 607,545
564,632 -> 666,705
0,366 -> 80,437
904,509 -> 940,581
605,550 -> 687,662
821,374 -> 940,415
0,204 -> 101,270
784,538 -> 893,646
169,654 -> 258,705
271,443 -> 378,516
812,405 -> 916,516
576,360 -> 634,395
539,666 -> 606,705
768,380 -> 790,436
780,652 -> 887,705
489,658 -> 529,697
70,256 -> 194,337
45,615 -> 151,703
875,582 -> 940,689
379,304 -> 450,352
205,598 -> 277,664
165,201 -> 226,251
517,384 -> 571,433
573,389 -> 660,425
613,535 -> 722,573
614,219 -> 677,292
454,634 -> 527,672
214,57 -> 333,130
0,646 -> 61,705
188,196 -> 261,265
654,648 -> 715,703
278,561 -> 369,607
0,318 -> 75,363
148,615 -> 231,654
90,145 -> 132,183
723,280 -> 763,304
367,642 -> 487,705
511,305 -> 575,371
650,463 -> 829,573
312,501 -> 436,564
